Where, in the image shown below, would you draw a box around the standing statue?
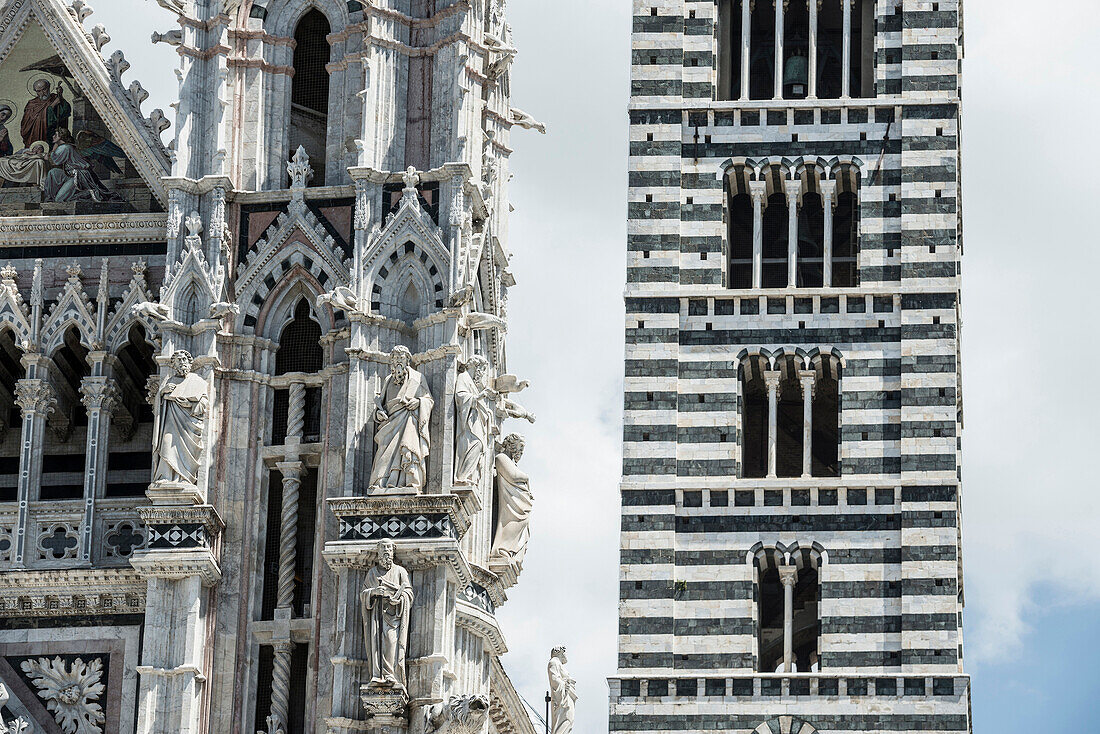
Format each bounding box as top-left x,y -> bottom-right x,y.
488,434 -> 533,571
152,350 -> 208,487
547,647 -> 577,734
359,539 -> 414,691
369,346 -> 434,492
453,356 -> 493,487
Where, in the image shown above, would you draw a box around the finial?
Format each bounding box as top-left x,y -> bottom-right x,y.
66,263 -> 82,281
0,265 -> 16,282
97,258 -> 109,302
288,146 -> 314,189
185,211 -> 203,237
132,260 -> 147,278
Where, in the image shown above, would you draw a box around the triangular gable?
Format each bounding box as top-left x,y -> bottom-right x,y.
0,0 -> 170,214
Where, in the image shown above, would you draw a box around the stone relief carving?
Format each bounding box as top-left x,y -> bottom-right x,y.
20,655 -> 105,734
488,434 -> 533,573
496,396 -> 535,425
453,356 -> 493,487
0,682 -> 31,733
423,694 -> 490,734
547,647 -> 577,734
316,286 -> 359,315
359,539 -> 413,692
151,350 -> 208,488
369,346 -> 434,493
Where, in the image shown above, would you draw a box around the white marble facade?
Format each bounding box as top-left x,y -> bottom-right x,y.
0,0 -> 546,733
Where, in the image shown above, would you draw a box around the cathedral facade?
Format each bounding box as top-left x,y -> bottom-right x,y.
0,1 -> 544,733
611,1 -> 971,733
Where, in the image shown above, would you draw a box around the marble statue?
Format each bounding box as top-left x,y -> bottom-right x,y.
547,647 -> 577,734
152,350 -> 208,487
369,346 -> 434,492
453,356 -> 493,487
488,434 -> 533,571
359,539 -> 413,691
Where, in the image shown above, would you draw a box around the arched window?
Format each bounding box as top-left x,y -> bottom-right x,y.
728,192 -> 754,288
798,191 -> 825,287
741,352 -> 842,479
42,327 -> 89,500
755,548 -> 822,673
0,329 -> 24,502
811,356 -> 840,476
106,325 -> 157,497
289,9 -> 332,186
761,193 -> 789,288
272,299 -> 323,443
832,191 -> 859,287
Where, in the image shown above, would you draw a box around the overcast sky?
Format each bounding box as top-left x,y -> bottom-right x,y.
96,0 -> 1100,731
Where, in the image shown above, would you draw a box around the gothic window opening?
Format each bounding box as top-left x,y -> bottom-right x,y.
740,358 -> 768,478
728,192 -> 754,288
106,325 -> 157,497
817,1 -> 845,99
717,0 -> 745,100
272,300 -> 323,444
41,327 -> 89,501
798,191 -> 825,287
775,365 -> 804,479
832,191 -> 859,287
755,549 -> 822,673
0,329 -> 24,502
260,469 -> 284,621
811,358 -> 840,476
749,0 -> 777,100
782,0 -> 810,100
761,193 -> 789,288
289,9 -> 332,186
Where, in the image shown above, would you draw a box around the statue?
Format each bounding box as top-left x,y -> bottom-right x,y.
488,434 -> 533,571
369,346 -> 434,492
152,350 -> 208,487
453,356 -> 493,487
359,540 -> 413,691
547,647 -> 577,734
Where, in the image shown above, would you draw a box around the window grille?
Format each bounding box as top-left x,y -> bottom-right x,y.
292,10 -> 332,116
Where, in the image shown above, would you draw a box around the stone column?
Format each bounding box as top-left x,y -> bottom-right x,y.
764,370 -> 781,479
740,0 -> 752,100
785,180 -> 801,288
12,379 -> 54,567
799,370 -> 816,478
842,0 -> 852,98
820,180 -> 837,287
269,382 -> 306,734
808,0 -> 819,98
78,376 -> 119,564
750,181 -> 767,288
774,0 -> 785,99
779,566 -> 798,672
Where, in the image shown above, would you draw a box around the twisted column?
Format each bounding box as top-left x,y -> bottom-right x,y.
268,383 -> 306,734
267,640 -> 294,734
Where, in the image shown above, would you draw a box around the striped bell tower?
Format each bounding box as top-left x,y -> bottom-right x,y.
610,1 -> 971,733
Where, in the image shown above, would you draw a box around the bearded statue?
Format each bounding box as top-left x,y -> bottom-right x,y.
369,346 -> 434,492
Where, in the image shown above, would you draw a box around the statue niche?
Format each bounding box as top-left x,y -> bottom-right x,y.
369,346 -> 434,493
151,350 -> 208,488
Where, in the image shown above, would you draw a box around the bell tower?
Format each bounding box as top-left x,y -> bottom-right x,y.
613,1 -> 970,733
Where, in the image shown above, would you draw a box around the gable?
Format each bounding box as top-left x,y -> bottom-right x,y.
0,11 -> 166,217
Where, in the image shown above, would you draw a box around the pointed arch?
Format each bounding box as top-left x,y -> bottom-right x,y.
40,275 -> 97,356
253,266 -> 335,343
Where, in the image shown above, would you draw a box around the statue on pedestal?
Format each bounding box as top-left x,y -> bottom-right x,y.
369,346 -> 434,492
488,434 -> 533,572
453,355 -> 493,487
359,539 -> 413,691
547,646 -> 576,734
151,350 -> 208,487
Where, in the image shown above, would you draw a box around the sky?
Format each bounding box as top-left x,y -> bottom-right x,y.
94,0 -> 1100,731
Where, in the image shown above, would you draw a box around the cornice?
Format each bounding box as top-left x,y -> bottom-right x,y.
0,567 -> 147,618
0,214 -> 169,247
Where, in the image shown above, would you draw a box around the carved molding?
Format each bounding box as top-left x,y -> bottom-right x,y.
0,567 -> 146,618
